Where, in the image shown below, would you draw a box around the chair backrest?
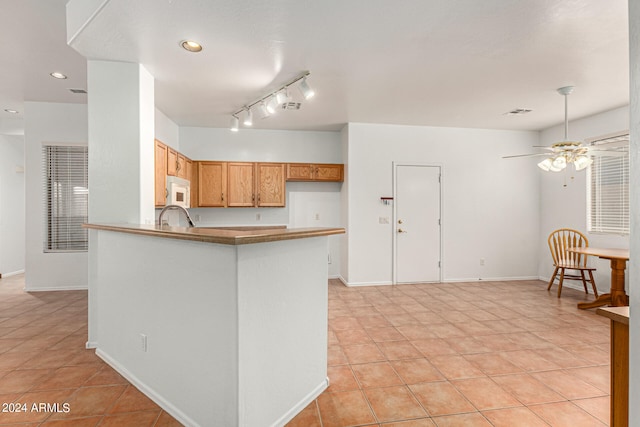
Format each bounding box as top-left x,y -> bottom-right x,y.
548,228 -> 589,267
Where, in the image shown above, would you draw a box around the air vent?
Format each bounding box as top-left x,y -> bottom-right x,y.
68,88 -> 87,94
281,102 -> 301,110
504,108 -> 532,116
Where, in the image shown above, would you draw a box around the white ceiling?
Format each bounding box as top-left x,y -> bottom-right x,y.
0,0 -> 630,134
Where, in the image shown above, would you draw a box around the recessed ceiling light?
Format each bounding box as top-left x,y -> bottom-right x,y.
50,72 -> 68,79
180,40 -> 203,52
4,109 -> 19,114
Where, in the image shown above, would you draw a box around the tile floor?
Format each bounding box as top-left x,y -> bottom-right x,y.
0,274 -> 181,426
0,275 -> 611,427
287,279 -> 611,427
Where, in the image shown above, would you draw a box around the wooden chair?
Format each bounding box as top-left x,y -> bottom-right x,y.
547,228 -> 598,298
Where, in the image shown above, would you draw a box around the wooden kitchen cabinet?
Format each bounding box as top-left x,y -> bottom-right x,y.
286,163 -> 344,182
154,139 -> 168,207
177,154 -> 188,179
227,162 -> 256,207
197,161 -> 227,207
256,163 -> 285,207
167,147 -> 178,176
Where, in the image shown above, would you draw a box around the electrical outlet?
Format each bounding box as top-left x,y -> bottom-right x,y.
194,214 -> 201,222
315,213 -> 320,220
328,253 -> 332,264
480,258 -> 485,266
379,217 -> 389,224
256,213 -> 261,221
140,333 -> 148,352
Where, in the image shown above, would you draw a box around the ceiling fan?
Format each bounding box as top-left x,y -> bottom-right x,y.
503,86 -> 628,172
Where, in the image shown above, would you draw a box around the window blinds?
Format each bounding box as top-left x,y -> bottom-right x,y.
587,133 -> 629,234
43,145 -> 89,252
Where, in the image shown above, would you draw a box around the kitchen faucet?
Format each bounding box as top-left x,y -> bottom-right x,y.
158,205 -> 195,227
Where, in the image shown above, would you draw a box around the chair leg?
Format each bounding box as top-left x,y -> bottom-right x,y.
557,268 -> 565,298
588,270 -> 598,298
580,270 -> 589,294
548,266 -> 559,291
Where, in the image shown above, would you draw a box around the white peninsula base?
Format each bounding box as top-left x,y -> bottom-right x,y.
86,225 -> 340,426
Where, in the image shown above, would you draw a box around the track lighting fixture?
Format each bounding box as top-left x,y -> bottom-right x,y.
229,71 -> 314,131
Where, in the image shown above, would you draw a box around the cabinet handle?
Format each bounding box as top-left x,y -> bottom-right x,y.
176,162 -> 181,172
221,192 -> 224,202
252,194 -> 255,202
165,188 -> 168,198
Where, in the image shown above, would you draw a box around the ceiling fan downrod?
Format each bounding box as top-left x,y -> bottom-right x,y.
557,86 -> 574,141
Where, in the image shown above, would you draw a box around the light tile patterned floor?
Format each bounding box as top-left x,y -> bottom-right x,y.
0,275 -> 610,426
287,279 -> 610,427
0,274 -> 181,426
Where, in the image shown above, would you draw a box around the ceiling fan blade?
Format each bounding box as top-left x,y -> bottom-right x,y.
502,153 -> 549,158
586,140 -> 629,149
588,150 -> 628,157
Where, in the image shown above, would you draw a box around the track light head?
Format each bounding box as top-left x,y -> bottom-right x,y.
243,108 -> 253,126
230,115 -> 239,132
258,101 -> 270,119
298,77 -> 315,100
266,95 -> 279,114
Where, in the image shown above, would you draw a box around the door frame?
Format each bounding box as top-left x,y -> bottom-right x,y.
392,162 -> 444,284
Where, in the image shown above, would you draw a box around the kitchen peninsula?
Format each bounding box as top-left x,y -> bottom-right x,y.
84,223 -> 344,427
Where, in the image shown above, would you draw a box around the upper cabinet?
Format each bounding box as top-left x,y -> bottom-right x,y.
167,147 -> 178,176
256,163 -> 286,207
154,140 -> 168,207
155,139 -> 194,207
197,161 -> 227,207
227,162 -> 256,207
286,163 -> 343,182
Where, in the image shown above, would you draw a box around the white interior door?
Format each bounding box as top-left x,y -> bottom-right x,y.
394,164 -> 441,283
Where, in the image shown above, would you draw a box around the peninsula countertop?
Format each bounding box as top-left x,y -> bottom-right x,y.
83,223 -> 345,245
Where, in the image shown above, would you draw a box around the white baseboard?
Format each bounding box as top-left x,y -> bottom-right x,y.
443,276 -> 540,283
271,378 -> 329,427
0,269 -> 25,278
24,285 -> 88,292
95,348 -> 200,427
338,276 -> 394,287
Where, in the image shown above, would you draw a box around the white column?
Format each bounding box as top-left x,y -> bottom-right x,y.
87,60 -> 155,224
86,60 -> 155,346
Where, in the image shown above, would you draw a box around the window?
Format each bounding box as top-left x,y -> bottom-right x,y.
43,145 -> 89,252
587,132 -> 629,235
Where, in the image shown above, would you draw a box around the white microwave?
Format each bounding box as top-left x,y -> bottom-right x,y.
166,176 -> 190,208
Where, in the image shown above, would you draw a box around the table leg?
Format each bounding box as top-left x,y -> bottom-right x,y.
609,258 -> 628,307
578,257 -> 628,310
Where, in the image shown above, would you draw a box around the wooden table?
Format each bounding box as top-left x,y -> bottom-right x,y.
597,306 -> 629,427
566,247 -> 629,309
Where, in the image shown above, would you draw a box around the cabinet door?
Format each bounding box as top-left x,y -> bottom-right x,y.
167,148 -> 178,176
257,163 -> 285,207
227,163 -> 255,207
185,159 -> 193,183
154,140 -> 168,207
198,162 -> 227,207
286,163 -> 314,181
177,154 -> 187,179
314,164 -> 344,182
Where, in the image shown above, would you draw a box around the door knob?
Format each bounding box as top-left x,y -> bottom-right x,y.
398,228 -> 407,233
398,219 -> 403,224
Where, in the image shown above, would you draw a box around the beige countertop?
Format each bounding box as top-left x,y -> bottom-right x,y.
83,223 -> 345,245
596,306 -> 629,325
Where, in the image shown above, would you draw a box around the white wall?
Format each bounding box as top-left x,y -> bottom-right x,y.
155,108 -> 179,149
179,127 -> 343,277
0,134 -> 25,276
24,102 -> 88,290
343,122 -> 541,286
538,106 -> 630,293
